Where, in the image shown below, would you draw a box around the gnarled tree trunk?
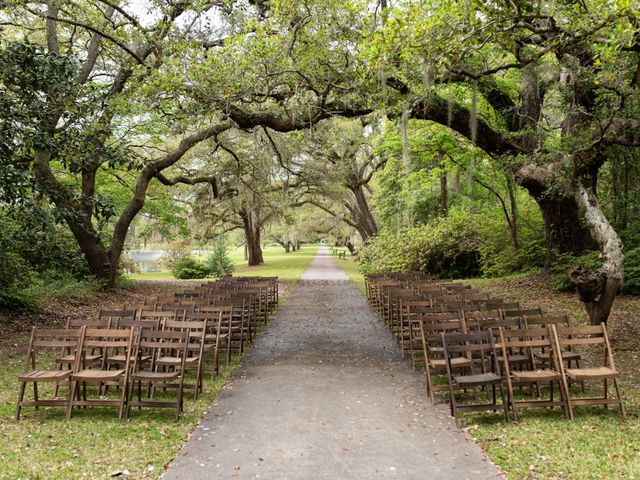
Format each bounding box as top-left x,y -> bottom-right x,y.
569,183 -> 624,325
516,164 -> 597,268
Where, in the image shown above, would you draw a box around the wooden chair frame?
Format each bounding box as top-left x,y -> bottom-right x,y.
16,328 -> 82,420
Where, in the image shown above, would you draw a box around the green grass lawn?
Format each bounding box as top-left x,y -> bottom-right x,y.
337,252 -> 366,294
0,354 -> 241,479
129,244 -> 320,289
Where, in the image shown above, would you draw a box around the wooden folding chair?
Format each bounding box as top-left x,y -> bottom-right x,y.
551,323 -> 625,418
105,318 -> 160,371
406,307 -> 449,366
54,318 -> 112,397
184,311 -> 224,378
462,309 -> 503,332
419,317 -> 469,404
525,315 -> 583,369
98,308 -> 136,324
126,329 -> 189,421
441,331 -> 509,424
16,328 -> 83,420
160,319 -> 207,399
66,327 -> 135,419
501,307 -> 543,323
200,305 -> 235,365
498,326 -> 571,421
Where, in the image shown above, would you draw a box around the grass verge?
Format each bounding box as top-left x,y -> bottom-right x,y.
129,245 -> 320,291
336,253 -> 365,294
0,358 -> 240,479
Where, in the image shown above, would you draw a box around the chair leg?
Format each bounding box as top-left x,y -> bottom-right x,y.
492,384 -> 497,409
124,379 -> 135,419
613,378 -> 626,417
118,380 -> 128,420
15,381 -> 27,420
33,382 -> 39,410
500,385 -> 509,422
66,380 -> 77,419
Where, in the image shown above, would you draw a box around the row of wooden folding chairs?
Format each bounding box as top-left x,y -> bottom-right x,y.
416,313 -> 573,402
437,323 -> 624,424
366,274 -> 516,356
17,326 -> 191,421
366,272 -> 625,423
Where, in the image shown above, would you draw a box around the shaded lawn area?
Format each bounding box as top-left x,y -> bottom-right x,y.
129,244 -> 320,291
0,246 -> 319,478
340,263 -> 640,479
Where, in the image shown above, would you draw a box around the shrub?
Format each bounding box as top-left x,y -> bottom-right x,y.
172,256 -> 209,279
158,239 -> 192,271
477,203 -> 546,277
119,254 -> 140,274
357,208 -> 483,278
205,238 -> 235,278
0,206 -> 91,307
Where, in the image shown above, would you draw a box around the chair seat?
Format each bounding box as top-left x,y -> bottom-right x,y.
73,369 -> 125,380
536,350 -> 581,361
108,354 -> 151,363
566,366 -> 618,381
512,369 -> 561,382
429,357 -> 472,368
156,356 -> 199,366
57,354 -> 101,364
497,354 -> 529,364
19,369 -> 72,382
131,371 -> 179,381
454,372 -> 501,387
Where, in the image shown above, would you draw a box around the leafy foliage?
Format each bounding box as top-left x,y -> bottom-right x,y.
205,238 -> 235,278
172,257 -> 210,280
0,205 -> 90,307
358,208 -> 483,278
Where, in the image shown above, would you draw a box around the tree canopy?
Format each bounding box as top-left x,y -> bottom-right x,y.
1,0 -> 639,323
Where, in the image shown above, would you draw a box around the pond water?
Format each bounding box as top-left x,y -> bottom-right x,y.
126,249 -> 165,272
125,249 -> 214,272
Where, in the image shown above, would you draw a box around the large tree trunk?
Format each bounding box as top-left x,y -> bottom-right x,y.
536,193 -> 596,267
240,208 -> 264,266
346,183 -> 378,244
516,165 -> 597,268
569,183 -> 624,324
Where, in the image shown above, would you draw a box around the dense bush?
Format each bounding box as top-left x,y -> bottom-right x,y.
0,207 -> 90,307
205,238 -> 235,278
172,256 -> 210,279
358,208 -> 483,278
358,205 -> 547,279
477,203 -> 546,277
623,248 -> 640,295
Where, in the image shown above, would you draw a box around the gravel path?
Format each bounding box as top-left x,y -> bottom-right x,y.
162,246 -> 502,479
